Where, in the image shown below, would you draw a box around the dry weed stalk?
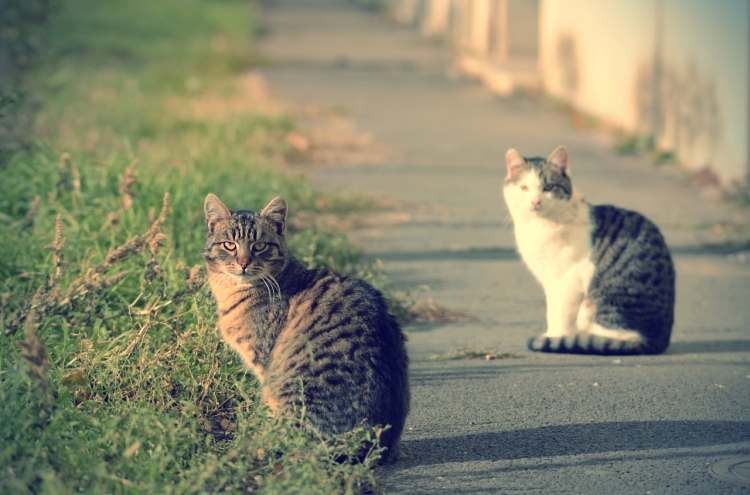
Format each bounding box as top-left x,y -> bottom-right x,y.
48,213 -> 66,282
102,159 -> 139,229
141,233 -> 167,294
119,159 -> 138,210
16,310 -> 54,421
25,214 -> 66,322
99,192 -> 170,274
408,298 -> 477,323
4,193 -> 172,335
57,153 -> 81,210
120,315 -> 155,358
171,262 -> 206,305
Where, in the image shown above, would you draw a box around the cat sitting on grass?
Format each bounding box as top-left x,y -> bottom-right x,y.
203,194 -> 410,463
504,146 -> 675,355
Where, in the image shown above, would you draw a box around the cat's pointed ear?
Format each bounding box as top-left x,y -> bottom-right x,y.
260,196 -> 287,235
205,193 -> 231,234
547,145 -> 569,175
505,149 -> 525,175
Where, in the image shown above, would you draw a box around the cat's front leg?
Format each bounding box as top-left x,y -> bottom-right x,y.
542,276 -> 584,337
528,282 -> 582,352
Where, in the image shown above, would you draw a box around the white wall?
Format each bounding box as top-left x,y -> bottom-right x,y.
540,0 -> 750,184
389,0 -> 750,183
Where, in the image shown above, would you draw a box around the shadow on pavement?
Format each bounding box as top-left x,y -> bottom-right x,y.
666,340 -> 750,354
670,244 -> 750,256
398,420 -> 750,467
373,247 -> 520,262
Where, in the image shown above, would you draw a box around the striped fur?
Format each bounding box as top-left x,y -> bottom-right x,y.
203,194 -> 409,462
504,146 -> 675,355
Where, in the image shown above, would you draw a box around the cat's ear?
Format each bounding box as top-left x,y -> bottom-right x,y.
547,145 -> 569,175
505,149 -> 525,175
205,193 -> 231,234
260,196 -> 287,235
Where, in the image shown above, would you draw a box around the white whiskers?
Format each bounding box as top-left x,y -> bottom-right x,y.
206,265 -> 283,303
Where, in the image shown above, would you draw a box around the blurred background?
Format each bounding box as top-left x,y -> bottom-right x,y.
387,0 -> 749,187
2,1 -> 749,493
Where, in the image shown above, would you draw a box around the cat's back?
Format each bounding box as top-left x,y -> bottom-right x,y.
270,266 -> 409,452
589,204 -> 673,272
588,204 -> 675,345
286,267 -> 404,350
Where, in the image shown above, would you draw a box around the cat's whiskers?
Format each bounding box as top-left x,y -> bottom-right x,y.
255,269 -> 280,302
500,212 -> 514,231
263,272 -> 281,300
258,273 -> 274,301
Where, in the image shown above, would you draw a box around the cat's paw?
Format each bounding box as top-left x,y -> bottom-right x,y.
528,333 -> 657,355
528,334 -> 556,352
527,334 -> 581,353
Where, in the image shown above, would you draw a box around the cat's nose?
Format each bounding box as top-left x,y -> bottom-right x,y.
531,198 -> 541,209
238,259 -> 250,270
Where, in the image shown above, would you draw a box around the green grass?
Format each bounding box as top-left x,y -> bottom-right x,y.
0,1 -> 399,493
611,132 -> 676,165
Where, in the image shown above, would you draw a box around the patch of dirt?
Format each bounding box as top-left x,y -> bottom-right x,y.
169,71 -> 285,120
422,346 -> 522,361
408,298 -> 477,323
284,114 -> 395,166
169,70 -> 396,166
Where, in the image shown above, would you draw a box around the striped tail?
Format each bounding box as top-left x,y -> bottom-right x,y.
528,334 -> 667,355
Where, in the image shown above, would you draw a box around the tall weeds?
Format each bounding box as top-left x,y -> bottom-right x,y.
0,0 -> 392,492
1,156 -> 385,494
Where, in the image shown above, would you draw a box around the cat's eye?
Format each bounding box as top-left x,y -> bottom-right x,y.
253,242 -> 268,252
520,185 -> 529,191
222,242 -> 236,251
543,184 -> 555,192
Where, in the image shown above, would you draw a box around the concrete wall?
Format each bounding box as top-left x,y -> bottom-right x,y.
541,0 -> 750,184
389,0 -> 750,185
393,0 -> 538,60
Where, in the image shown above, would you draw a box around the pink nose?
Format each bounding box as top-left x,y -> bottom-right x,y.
531,199 -> 541,208
239,260 -> 250,269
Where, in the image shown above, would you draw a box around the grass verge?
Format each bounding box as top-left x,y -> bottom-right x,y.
1,0 -> 399,492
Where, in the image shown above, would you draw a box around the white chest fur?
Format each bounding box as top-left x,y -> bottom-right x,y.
513,204 -> 593,287
507,189 -> 597,335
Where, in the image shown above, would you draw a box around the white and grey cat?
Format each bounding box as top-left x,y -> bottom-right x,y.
504,145 -> 675,355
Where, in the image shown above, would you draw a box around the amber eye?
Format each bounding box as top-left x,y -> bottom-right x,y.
520,185 -> 529,191
543,184 -> 554,192
222,241 -> 236,251
253,242 -> 268,252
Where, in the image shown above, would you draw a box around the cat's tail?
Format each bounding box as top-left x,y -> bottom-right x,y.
527,334 -> 667,355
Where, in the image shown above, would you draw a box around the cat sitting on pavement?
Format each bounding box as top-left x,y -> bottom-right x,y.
504,145 -> 675,355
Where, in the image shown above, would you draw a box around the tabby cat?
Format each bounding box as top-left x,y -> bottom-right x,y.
503,146 -> 675,355
203,193 -> 409,462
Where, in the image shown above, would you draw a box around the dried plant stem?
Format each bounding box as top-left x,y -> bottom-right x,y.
101,158 -> 140,229
119,159 -> 139,210
17,310 -> 54,421
58,153 -> 82,210
120,316 -> 155,358
4,192 -> 171,336
98,192 -> 171,273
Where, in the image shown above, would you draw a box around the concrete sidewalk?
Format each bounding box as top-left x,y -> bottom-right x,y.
258,1 -> 750,493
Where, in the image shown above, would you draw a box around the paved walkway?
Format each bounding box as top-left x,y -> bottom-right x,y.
258,1 -> 750,492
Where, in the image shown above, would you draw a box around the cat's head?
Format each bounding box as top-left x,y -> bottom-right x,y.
203,193 -> 289,285
503,145 -> 573,218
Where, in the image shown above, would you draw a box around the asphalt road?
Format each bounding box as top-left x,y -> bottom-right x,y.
257,1 -> 750,493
